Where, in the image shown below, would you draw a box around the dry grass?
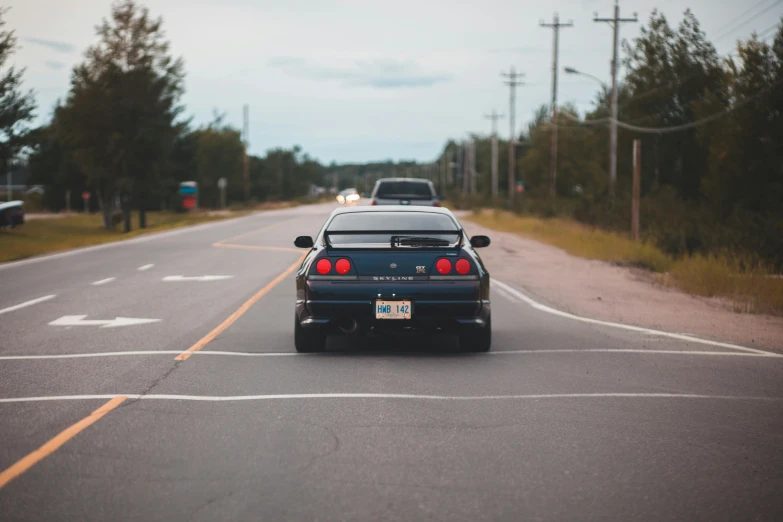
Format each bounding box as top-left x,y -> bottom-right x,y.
465,209 -> 783,316
0,211 -> 244,263
468,209 -> 672,272
670,254 -> 783,316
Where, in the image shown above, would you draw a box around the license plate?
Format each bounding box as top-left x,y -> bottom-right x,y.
375,300 -> 412,319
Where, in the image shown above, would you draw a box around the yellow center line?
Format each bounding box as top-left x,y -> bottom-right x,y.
175,254 -> 307,361
0,396 -> 126,490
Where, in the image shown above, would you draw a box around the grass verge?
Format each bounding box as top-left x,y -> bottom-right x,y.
465,209 -> 783,316
0,211 -> 245,264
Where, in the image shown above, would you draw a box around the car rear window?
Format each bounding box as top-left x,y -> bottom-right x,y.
328,212 -> 456,231
326,212 -> 459,247
375,181 -> 433,200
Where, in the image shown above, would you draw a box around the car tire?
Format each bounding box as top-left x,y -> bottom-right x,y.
460,315 -> 491,352
295,316 -> 326,353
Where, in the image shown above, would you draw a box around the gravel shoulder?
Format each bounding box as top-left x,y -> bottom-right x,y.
462,218 -> 783,351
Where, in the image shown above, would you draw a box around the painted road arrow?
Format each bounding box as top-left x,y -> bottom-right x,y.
49,315 -> 161,328
162,275 -> 234,282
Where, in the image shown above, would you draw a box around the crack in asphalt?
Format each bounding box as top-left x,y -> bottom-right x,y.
120,360 -> 184,408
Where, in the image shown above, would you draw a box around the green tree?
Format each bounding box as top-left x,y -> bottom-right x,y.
57,0 -> 184,229
0,7 -> 35,174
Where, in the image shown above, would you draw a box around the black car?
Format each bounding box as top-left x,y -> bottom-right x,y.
0,201 -> 24,228
293,206 -> 491,352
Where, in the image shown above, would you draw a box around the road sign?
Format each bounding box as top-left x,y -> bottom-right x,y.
516,181 -> 525,193
82,191 -> 90,200
217,177 -> 227,189
49,315 -> 161,328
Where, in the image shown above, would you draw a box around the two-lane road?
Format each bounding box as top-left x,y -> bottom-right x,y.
1,202 -> 782,521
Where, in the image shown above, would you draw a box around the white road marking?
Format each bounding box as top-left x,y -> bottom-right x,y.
491,349 -> 782,358
0,295 -> 56,316
494,286 -> 520,303
0,349 -> 779,361
0,393 -> 780,404
137,264 -> 154,271
162,275 -> 234,282
493,279 -> 778,356
91,277 -> 115,286
0,213 -> 262,271
48,315 -> 161,328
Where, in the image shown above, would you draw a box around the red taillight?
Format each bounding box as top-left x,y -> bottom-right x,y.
455,258 -> 471,275
436,258 -> 452,274
316,259 -> 332,274
371,200 -> 377,206
433,201 -> 440,207
335,258 -> 351,275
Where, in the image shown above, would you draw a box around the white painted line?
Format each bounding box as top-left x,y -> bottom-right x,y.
491,349 -> 782,358
162,275 -> 234,282
493,279 -> 779,357
137,264 -> 154,271
494,286 -> 520,303
0,212 -> 264,271
0,393 -> 780,404
48,315 -> 161,328
0,295 -> 56,316
91,277 -> 115,286
1,349 -> 779,361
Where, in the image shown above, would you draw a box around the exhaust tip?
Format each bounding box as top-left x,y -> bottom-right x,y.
337,318 -> 359,334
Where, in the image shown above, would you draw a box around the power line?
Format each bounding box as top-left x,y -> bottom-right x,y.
558,78 -> 781,134
713,0 -> 783,42
712,0 -> 776,37
540,13 -> 574,197
759,21 -> 782,39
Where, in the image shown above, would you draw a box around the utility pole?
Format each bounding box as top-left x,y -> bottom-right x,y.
632,139 -> 641,241
468,139 -> 477,195
242,104 -> 250,203
461,142 -> 469,195
595,0 -> 637,198
540,13 -> 573,197
501,67 -> 524,203
440,154 -> 446,195
484,110 -> 505,199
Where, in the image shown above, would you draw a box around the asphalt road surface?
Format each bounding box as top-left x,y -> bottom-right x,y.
1,201 -> 782,521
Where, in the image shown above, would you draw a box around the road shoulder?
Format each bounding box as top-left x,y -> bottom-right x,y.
463,218 -> 783,351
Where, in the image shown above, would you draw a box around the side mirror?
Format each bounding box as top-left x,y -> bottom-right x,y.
470,235 -> 491,248
294,236 -> 314,248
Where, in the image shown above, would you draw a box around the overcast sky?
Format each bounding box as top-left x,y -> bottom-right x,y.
7,0 -> 782,163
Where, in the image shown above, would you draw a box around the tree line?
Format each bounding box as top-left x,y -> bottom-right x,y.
438,10 -> 783,268
1,1 -> 332,230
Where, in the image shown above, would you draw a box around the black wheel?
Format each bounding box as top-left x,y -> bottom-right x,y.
295,316 -> 326,353
459,315 -> 491,352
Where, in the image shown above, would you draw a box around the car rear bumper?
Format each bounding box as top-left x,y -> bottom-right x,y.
297,279 -> 490,331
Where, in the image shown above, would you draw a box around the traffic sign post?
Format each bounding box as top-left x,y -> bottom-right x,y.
218,177 -> 227,209
82,191 -> 90,213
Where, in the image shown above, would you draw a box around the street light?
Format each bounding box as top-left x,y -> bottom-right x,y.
564,67 -> 607,89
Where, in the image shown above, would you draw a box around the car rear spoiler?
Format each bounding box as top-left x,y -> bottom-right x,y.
323,230 -> 464,248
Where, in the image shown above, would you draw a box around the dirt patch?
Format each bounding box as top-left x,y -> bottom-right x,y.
463,218 -> 783,351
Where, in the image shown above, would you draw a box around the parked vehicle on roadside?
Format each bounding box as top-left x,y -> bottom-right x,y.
0,200 -> 24,228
